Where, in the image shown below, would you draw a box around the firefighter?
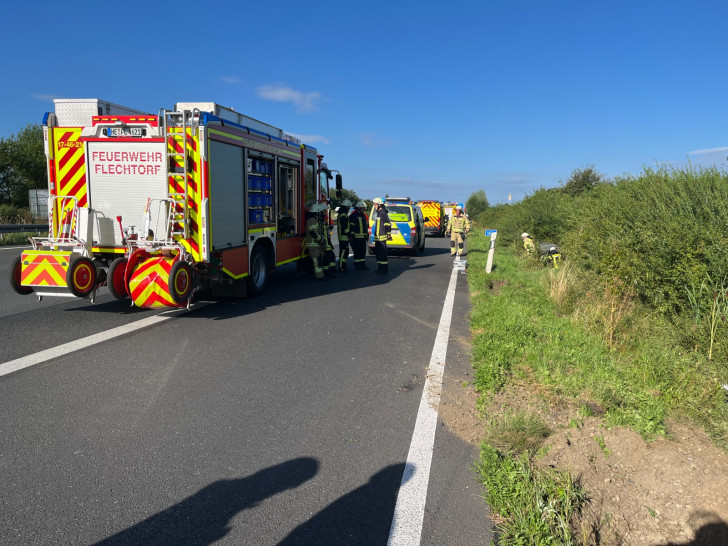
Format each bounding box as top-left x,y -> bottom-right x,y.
372,197 -> 392,275
445,204 -> 471,257
521,232 -> 536,254
305,203 -> 328,280
349,201 -> 370,270
321,205 -> 337,277
336,199 -> 353,273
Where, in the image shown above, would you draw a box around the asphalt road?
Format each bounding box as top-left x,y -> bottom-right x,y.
0,238 -> 493,545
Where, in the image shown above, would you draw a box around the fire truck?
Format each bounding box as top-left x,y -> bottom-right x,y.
10,99 -> 341,308
416,200 -> 445,236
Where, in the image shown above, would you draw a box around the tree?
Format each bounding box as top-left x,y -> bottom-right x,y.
466,189 -> 489,219
330,187 -> 362,209
0,124 -> 46,207
560,165 -> 603,197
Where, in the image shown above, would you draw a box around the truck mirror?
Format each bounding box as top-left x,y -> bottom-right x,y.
335,174 -> 342,190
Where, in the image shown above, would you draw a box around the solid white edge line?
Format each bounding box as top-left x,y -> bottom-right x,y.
388,265 -> 459,545
0,306 -> 198,378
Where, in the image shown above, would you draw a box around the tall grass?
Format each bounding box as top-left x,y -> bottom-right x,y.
468,229 -> 728,444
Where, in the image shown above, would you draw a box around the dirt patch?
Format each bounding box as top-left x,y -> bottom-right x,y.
439,379 -> 728,545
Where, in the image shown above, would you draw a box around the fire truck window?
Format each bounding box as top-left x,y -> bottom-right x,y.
319,171 -> 330,202
304,158 -> 315,206
278,164 -> 297,238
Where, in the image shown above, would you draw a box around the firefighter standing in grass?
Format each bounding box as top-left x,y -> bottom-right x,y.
372,197 -> 392,275
521,232 -> 536,254
336,199 -> 353,273
305,203 -> 328,280
349,201 -> 369,270
446,204 -> 471,257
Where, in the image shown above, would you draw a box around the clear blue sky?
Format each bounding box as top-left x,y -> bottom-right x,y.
2,1 -> 726,205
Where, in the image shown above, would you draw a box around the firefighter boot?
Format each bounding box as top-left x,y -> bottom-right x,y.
339,262 -> 350,273
375,264 -> 388,275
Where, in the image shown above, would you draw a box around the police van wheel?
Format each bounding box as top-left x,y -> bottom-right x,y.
10,255 -> 33,295
248,246 -> 269,297
67,256 -> 97,298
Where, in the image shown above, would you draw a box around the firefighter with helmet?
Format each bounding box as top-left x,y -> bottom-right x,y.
445,203 -> 471,257
336,199 -> 353,273
372,197 -> 392,275
349,201 -> 370,270
521,232 -> 536,254
305,203 -> 328,280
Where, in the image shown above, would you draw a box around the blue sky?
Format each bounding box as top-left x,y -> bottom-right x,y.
2,1 -> 727,205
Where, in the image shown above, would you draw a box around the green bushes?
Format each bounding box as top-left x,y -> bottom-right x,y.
482,165 -> 728,360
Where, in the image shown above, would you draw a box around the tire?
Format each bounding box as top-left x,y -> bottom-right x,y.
107,257 -> 129,299
169,260 -> 194,304
66,256 -> 97,297
247,246 -> 269,297
10,255 -> 33,295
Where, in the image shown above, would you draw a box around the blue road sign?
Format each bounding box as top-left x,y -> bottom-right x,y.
485,229 -> 497,236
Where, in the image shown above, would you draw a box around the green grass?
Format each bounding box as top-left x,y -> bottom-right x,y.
478,444 -> 585,545
467,227 -> 728,544
0,232 -> 46,246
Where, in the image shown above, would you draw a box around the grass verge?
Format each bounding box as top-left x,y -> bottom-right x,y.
465,227 -> 728,543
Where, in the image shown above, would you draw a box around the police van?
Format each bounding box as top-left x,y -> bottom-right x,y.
368,197 -> 427,255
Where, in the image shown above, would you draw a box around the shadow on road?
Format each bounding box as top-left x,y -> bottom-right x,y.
278,462 -> 408,545
94,457 -> 319,546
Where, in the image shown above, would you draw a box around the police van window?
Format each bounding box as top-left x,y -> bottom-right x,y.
386,205 -> 412,222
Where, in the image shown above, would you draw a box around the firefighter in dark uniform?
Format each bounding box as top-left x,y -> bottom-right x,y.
349,200 -> 369,270
305,203 -> 328,280
372,197 -> 392,275
336,199 -> 353,273
321,205 -> 337,277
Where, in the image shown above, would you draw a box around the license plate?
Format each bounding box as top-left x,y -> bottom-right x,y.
105,127 -> 145,137
391,229 -> 400,235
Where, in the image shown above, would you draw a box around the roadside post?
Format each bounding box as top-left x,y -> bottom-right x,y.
485,229 -> 497,273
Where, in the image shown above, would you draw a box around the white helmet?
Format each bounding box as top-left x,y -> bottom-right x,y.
341,199 -> 353,207
521,232 -> 530,238
310,203 -> 327,213
355,200 -> 366,208
373,197 -> 384,205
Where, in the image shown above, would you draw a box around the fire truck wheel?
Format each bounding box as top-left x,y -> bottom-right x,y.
107,257 -> 129,299
169,261 -> 194,304
66,256 -> 97,298
10,255 -> 33,295
247,246 -> 269,297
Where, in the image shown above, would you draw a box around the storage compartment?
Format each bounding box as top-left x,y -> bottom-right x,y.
249,209 -> 263,224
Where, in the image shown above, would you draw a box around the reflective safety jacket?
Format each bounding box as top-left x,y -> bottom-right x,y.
446,213 -> 471,234
305,215 -> 324,249
349,210 -> 368,239
373,207 -> 392,242
337,211 -> 351,242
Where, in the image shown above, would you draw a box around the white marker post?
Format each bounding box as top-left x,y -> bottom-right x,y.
485,229 -> 497,273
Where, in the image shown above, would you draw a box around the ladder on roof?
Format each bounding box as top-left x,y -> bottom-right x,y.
161,109 -> 197,241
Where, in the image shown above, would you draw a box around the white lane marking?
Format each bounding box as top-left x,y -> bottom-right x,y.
388,265 -> 459,545
0,306 -> 198,378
